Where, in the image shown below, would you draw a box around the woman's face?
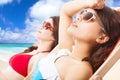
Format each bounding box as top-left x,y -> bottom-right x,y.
36,18 -> 55,41
68,8 -> 106,43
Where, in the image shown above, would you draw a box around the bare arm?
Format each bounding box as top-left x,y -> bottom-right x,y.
58,0 -> 105,51
0,71 -> 8,80
1,65 -> 24,80
65,63 -> 93,80
58,0 -> 87,50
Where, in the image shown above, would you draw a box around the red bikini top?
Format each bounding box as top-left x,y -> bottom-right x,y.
9,50 -> 50,77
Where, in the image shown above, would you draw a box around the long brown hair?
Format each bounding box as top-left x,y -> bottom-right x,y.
23,16 -> 60,53
89,6 -> 120,73
50,16 -> 60,50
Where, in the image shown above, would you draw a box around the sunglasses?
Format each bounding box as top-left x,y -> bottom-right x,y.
78,9 -> 107,34
42,21 -> 54,31
79,9 -> 96,22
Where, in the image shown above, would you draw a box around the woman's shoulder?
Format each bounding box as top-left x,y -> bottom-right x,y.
65,61 -> 93,80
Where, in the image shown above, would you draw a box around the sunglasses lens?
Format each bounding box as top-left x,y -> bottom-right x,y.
44,22 -> 51,29
45,22 -> 50,27
83,12 -> 93,21
43,22 -> 54,31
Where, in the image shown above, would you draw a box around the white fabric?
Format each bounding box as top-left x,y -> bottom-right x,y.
38,49 -> 70,80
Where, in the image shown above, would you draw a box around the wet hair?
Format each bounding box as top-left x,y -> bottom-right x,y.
23,16 -> 60,53
88,6 -> 120,73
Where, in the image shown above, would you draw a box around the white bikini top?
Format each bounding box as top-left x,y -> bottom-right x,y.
37,49 -> 70,80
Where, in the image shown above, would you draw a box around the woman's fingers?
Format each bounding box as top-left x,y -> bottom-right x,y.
85,0 -> 105,9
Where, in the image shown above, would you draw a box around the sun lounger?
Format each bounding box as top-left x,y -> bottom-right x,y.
89,39 -> 120,80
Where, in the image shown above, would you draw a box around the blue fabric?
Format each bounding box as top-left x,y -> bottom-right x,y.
30,63 -> 43,80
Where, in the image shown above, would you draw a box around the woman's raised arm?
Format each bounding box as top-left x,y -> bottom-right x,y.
58,0 -> 105,51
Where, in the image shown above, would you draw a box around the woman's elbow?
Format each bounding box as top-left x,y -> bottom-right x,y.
60,4 -> 72,17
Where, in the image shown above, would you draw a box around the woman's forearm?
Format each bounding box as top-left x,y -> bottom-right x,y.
61,0 -> 88,17
61,0 -> 105,17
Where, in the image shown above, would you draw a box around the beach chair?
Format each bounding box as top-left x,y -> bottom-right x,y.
89,39 -> 120,80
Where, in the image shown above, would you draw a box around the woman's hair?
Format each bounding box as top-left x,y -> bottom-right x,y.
23,46 -> 38,53
50,16 -> 60,50
89,6 -> 120,73
23,16 -> 60,53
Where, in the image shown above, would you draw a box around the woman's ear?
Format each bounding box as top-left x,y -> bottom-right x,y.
96,34 -> 109,44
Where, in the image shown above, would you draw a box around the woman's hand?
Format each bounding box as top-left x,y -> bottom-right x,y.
75,0 -> 105,9
87,0 -> 105,9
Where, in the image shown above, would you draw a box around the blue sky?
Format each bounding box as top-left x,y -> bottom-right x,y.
0,0 -> 120,43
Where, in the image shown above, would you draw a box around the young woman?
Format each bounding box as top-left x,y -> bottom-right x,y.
0,16 -> 59,80
25,0 -> 120,80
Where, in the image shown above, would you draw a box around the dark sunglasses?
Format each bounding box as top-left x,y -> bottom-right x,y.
79,9 -> 96,22
42,21 -> 54,31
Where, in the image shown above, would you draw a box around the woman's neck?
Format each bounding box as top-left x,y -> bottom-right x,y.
36,40 -> 54,52
70,41 -> 93,60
